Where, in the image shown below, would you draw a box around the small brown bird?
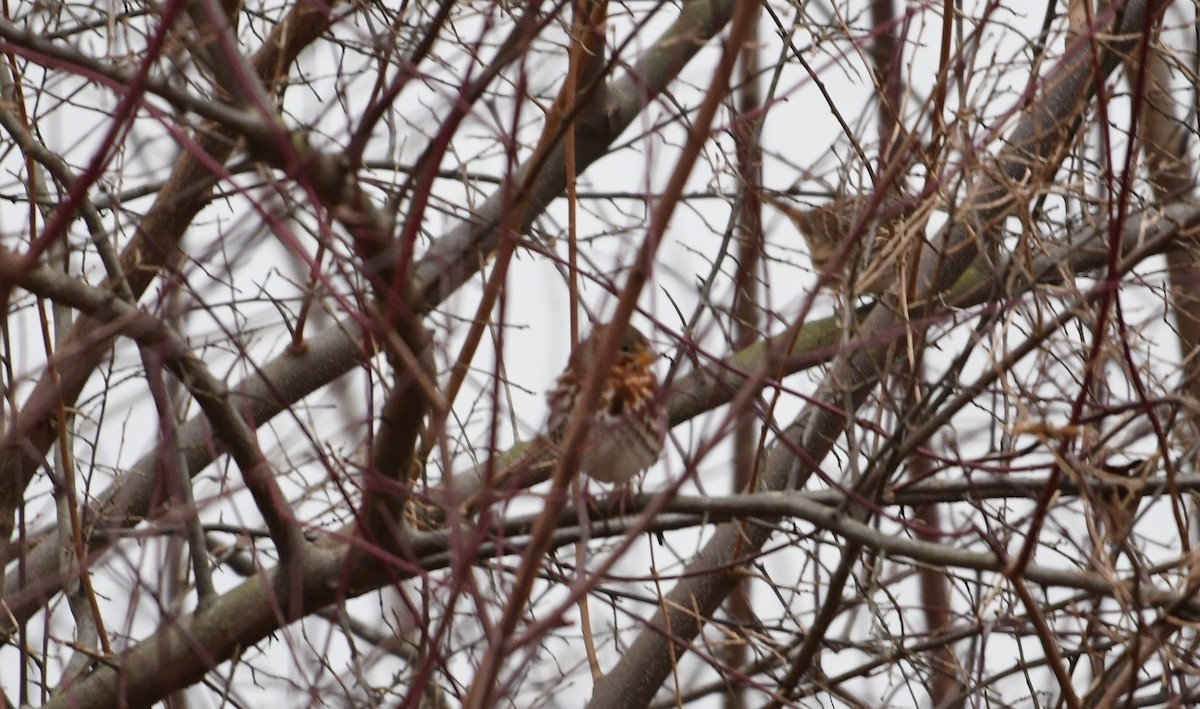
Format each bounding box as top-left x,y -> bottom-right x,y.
1092,457 -> 1152,554
765,192 -> 914,295
545,322 -> 666,483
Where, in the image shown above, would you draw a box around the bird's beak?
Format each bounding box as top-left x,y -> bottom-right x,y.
636,350 -> 655,367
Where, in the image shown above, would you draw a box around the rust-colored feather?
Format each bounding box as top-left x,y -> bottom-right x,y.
545,322 -> 666,483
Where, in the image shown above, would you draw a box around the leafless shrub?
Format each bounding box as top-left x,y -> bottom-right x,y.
2,1 -> 1199,707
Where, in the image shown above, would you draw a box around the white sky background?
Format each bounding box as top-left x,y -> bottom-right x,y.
2,0 -> 1198,706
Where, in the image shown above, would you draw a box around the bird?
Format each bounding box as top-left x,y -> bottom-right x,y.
764,192 -> 915,295
1091,457 -> 1152,555
544,322 -> 667,484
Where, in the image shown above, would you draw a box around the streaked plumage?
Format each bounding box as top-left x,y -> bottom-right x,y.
546,323 -> 666,483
